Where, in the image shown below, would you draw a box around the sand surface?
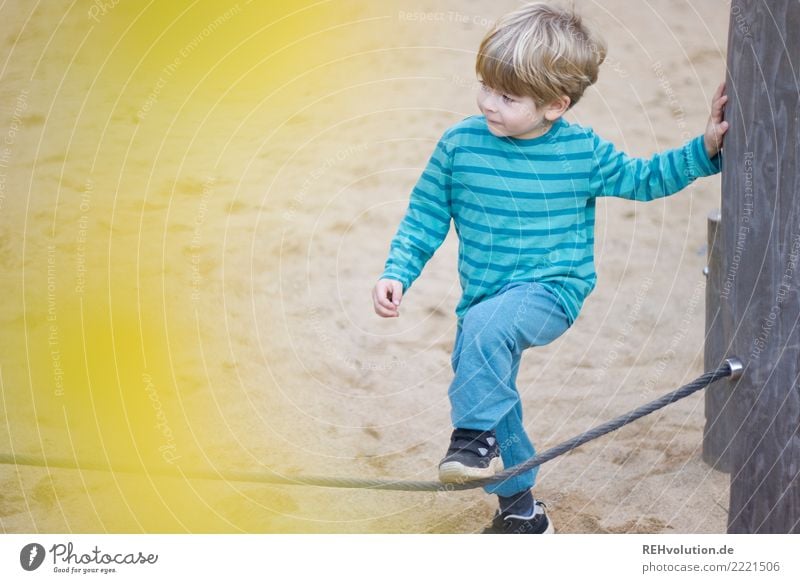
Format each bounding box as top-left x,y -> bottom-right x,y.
0,0 -> 731,533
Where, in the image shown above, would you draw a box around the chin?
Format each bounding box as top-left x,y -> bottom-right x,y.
485,122 -> 507,137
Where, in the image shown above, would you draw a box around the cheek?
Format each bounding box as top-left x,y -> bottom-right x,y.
501,108 -> 524,126
519,107 -> 537,122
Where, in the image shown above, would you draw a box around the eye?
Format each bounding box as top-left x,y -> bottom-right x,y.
501,94 -> 516,104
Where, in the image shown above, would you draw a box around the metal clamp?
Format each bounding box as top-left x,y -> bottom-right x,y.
725,357 -> 744,381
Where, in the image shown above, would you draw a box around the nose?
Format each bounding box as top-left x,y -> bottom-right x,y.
481,92 -> 499,113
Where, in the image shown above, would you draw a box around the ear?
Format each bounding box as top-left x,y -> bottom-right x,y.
544,96 -> 571,121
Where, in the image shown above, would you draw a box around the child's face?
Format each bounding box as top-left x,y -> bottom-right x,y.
476,81 -> 564,139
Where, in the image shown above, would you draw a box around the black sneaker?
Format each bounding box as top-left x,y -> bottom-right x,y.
482,500 -> 554,534
438,428 -> 503,483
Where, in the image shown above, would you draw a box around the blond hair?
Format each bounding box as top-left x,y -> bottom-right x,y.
475,3 -> 606,107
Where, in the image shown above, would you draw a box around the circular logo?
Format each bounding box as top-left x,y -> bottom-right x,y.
20,543 -> 46,571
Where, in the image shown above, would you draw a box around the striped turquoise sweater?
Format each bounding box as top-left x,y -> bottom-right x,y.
380,115 -> 721,325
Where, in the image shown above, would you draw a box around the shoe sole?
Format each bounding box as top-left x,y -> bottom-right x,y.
521,517 -> 555,534
507,518 -> 556,534
438,457 -> 504,483
481,514 -> 556,534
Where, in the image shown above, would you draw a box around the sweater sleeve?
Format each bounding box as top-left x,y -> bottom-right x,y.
379,134 -> 454,291
588,131 -> 721,201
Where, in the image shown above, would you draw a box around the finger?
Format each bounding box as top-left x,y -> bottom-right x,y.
390,280 -> 403,306
372,289 -> 396,316
377,297 -> 398,317
373,283 -> 393,309
713,81 -> 725,101
375,304 -> 398,318
377,293 -> 396,310
711,97 -> 728,121
377,291 -> 394,309
712,122 -> 729,144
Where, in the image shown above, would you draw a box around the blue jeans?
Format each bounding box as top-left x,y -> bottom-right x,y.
448,281 -> 571,497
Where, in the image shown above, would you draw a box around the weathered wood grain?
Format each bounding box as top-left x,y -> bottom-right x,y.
703,210 -> 737,472
720,0 -> 800,534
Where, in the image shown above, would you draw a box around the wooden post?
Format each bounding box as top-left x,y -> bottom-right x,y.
702,210 -> 736,472
717,0 -> 800,533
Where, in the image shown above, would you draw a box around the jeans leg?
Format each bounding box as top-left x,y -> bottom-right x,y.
446,282 -> 570,496
483,358 -> 539,497
448,295 -> 521,430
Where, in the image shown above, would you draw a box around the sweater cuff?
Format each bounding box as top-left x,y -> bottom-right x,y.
687,134 -> 722,178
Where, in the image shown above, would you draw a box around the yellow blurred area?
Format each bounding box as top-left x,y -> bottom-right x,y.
0,0 -> 385,532
88,0 -> 337,111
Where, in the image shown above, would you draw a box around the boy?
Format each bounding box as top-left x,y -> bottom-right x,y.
372,3 -> 728,534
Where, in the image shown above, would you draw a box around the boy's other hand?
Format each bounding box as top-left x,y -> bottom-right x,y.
704,82 -> 729,159
373,279 -> 403,317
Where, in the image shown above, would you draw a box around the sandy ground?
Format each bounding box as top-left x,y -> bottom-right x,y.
0,0 -> 732,533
